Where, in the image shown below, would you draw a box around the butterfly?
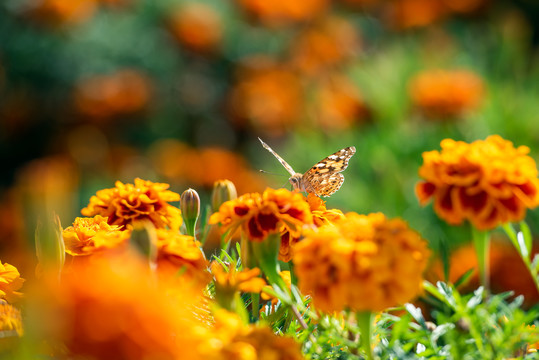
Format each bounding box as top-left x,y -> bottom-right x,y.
258,137 -> 356,197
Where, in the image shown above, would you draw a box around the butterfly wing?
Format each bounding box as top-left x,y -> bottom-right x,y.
302,146 -> 356,197
258,137 -> 296,176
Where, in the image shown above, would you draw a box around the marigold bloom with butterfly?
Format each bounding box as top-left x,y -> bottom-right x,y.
258,138 -> 356,197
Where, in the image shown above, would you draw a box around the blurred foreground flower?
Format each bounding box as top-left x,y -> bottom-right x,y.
82,178 -> 182,230
409,69 -> 484,118
206,310 -> 305,360
0,263 -> 24,304
62,215 -> 130,256
0,300 -> 23,350
294,212 -> 430,313
416,136 -> 539,230
209,188 -> 312,242
168,3 -> 222,54
33,256 -> 208,359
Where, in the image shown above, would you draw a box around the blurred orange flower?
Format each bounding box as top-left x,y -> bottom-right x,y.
426,239 -> 539,308
290,17 -> 361,76
313,75 -> 370,131
205,309 -> 305,360
168,3 -> 222,54
229,58 -> 303,136
149,140 -> 267,194
25,0 -> 97,25
209,188 -> 313,242
82,178 -> 182,230
156,229 -> 210,287
63,216 -> 130,256
0,300 -> 23,350
294,212 -> 430,312
236,0 -> 328,26
385,0 -> 447,29
0,262 -> 24,304
416,136 -> 539,230
35,256 -> 208,359
440,0 -> 487,14
211,261 -> 267,294
74,69 -> 152,120
409,69 -> 484,118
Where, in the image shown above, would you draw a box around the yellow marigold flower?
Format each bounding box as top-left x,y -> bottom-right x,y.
62,215 -> 130,256
409,69 -> 484,118
279,194 -> 343,262
416,136 -> 539,230
0,262 -> 24,303
81,178 -> 182,230
210,261 -> 267,295
0,300 -> 23,351
156,229 -> 210,287
293,212 -> 430,313
0,300 -> 23,336
209,188 -> 313,242
205,310 -> 304,360
261,271 -> 291,306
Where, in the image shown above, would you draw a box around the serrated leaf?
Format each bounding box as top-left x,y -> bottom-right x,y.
466,287 -> 484,309
405,303 -> 426,328
431,323 -> 455,342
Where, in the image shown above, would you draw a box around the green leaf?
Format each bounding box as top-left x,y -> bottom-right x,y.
519,220 -> 532,260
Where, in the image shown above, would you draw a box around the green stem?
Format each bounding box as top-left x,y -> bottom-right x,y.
471,227 -> 490,293
251,292 -> 260,321
356,311 -> 375,360
502,224 -> 539,295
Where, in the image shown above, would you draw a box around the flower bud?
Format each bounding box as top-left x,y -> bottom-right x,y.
211,180 -> 237,213
181,188 -> 200,237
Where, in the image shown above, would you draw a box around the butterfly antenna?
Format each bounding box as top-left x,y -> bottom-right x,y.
259,169 -> 287,177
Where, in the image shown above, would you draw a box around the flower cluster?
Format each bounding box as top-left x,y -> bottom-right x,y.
209,188 -> 313,242
416,136 -> 539,230
62,215 -> 130,256
82,178 -> 182,230
293,212 -> 430,312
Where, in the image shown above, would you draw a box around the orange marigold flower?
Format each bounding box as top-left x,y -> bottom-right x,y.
279,194 -> 343,262
25,0 -> 97,26
385,0 -> 447,30
35,256 -> 208,360
81,178 -> 182,230
63,215 -> 130,256
210,261 -> 267,295
210,188 -> 313,242
416,136 -> 539,230
0,263 -> 24,304
156,229 -> 210,287
409,69 -> 484,118
294,212 -> 430,313
168,3 -> 222,54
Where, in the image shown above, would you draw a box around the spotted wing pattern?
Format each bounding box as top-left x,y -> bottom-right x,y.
301,146 -> 356,197
258,137 -> 296,176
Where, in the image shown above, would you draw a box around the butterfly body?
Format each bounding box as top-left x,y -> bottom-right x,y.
258,138 -> 356,197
